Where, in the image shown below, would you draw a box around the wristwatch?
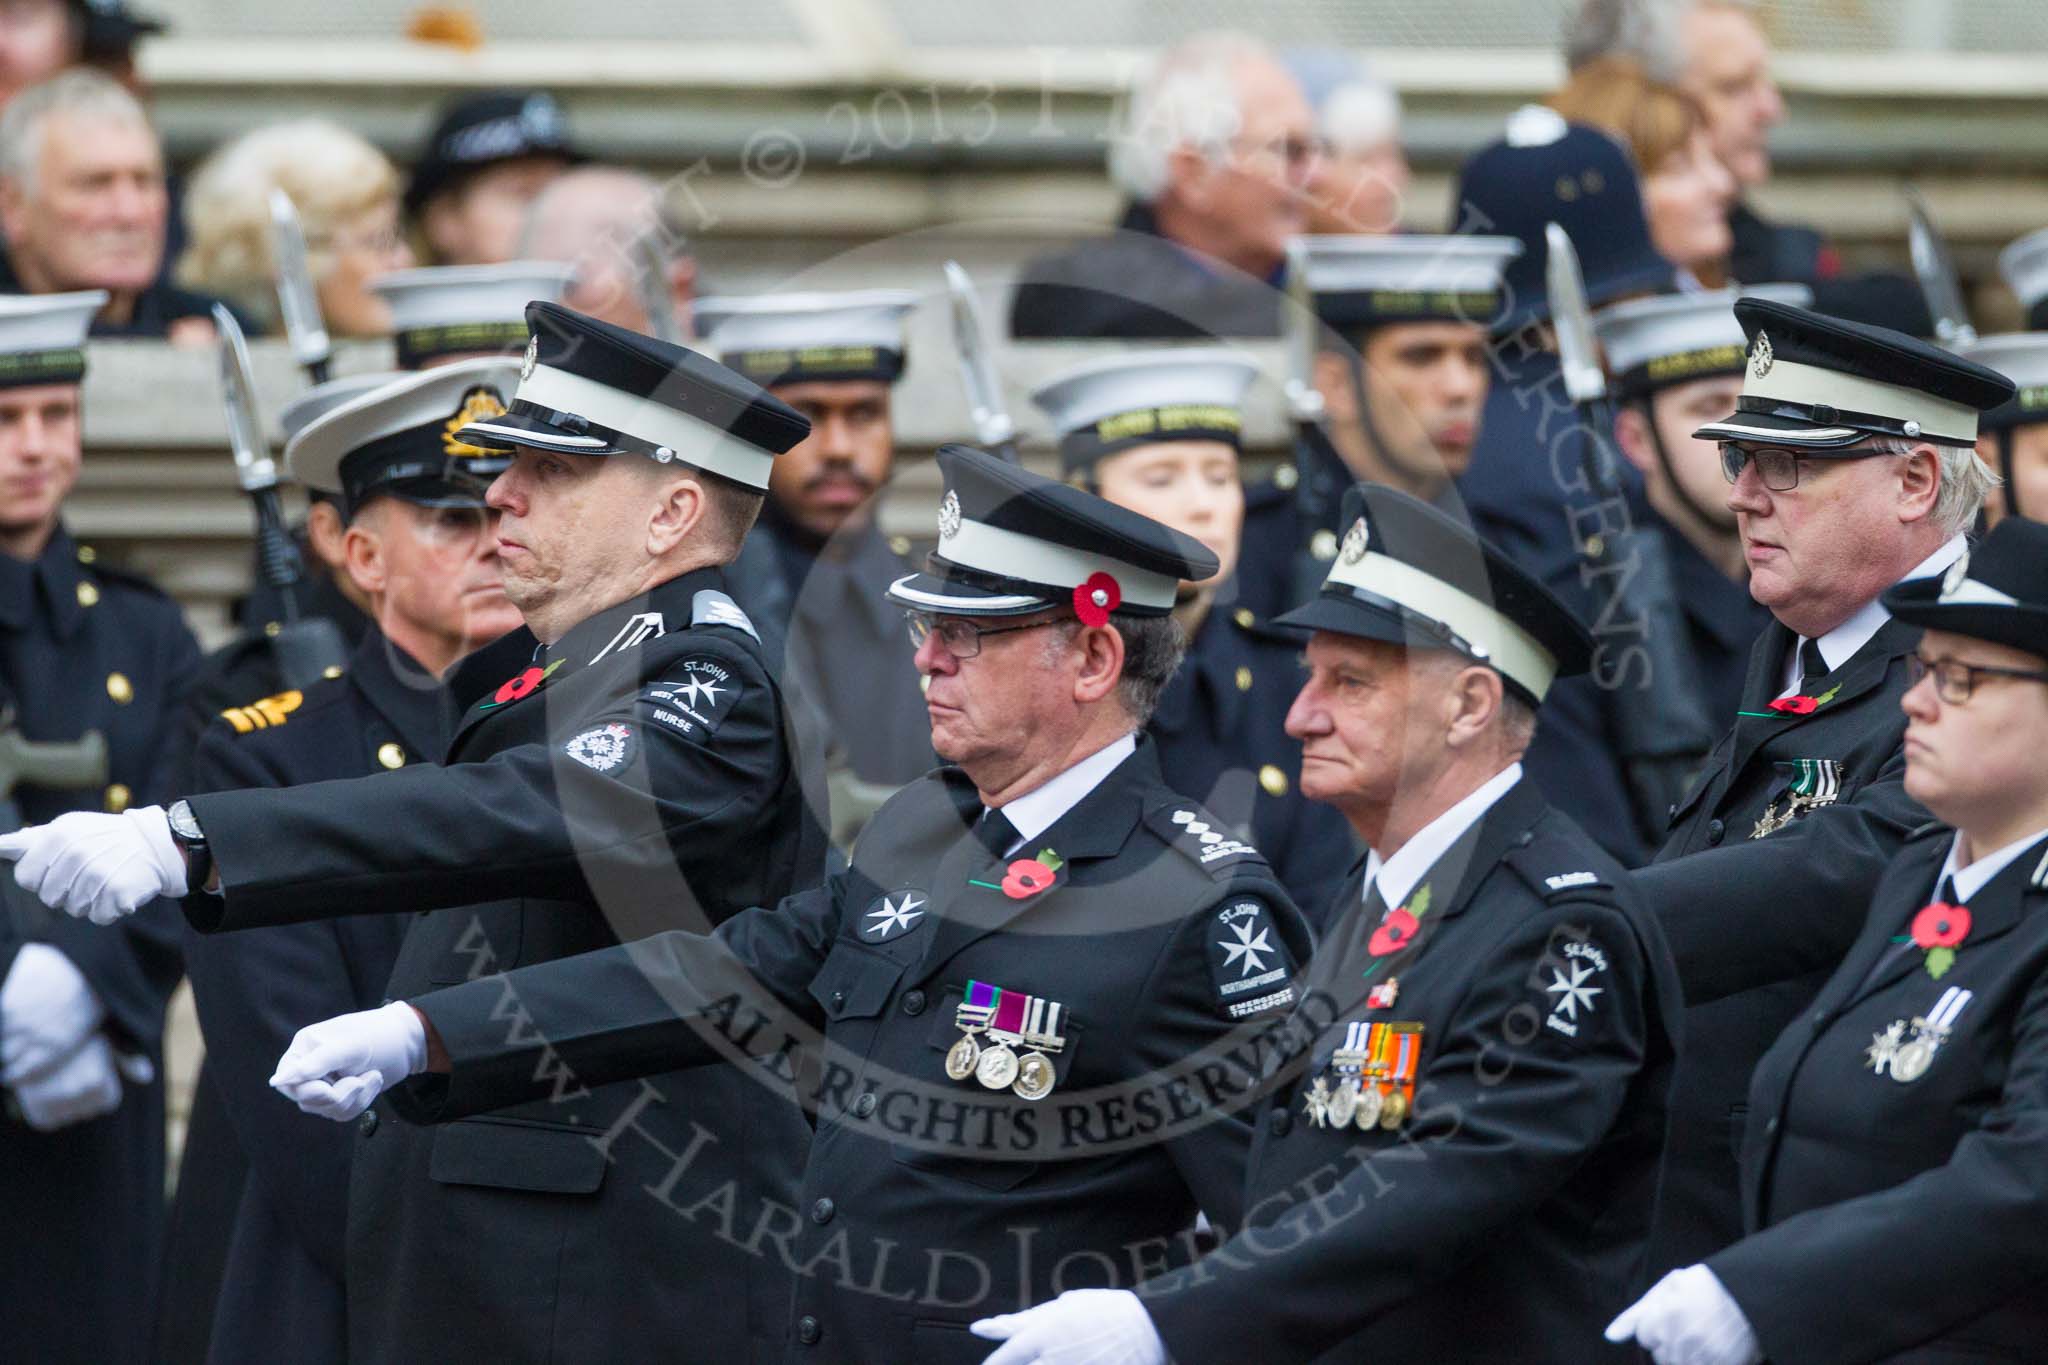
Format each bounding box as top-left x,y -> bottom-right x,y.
166,799 -> 212,891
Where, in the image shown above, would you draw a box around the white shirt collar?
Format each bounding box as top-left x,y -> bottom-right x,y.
1360,763 -> 1523,914
992,732 -> 1138,853
1938,825 -> 2048,904
1784,534 -> 1966,692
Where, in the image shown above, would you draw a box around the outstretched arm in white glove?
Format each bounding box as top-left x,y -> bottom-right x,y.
971,1289 -> 1166,1365
0,807 -> 187,925
270,1002 -> 427,1121
1606,1264 -> 1764,1365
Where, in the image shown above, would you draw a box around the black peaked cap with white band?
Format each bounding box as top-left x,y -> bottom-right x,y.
1884,516 -> 2048,659
1595,284 -> 1810,400
696,289 -> 917,388
455,301 -> 811,490
1696,297 -> 2014,450
1959,333 -> 2048,432
886,443 -> 1218,619
1274,483 -> 1591,705
286,358 -> 521,521
368,261 -> 573,370
1030,348 -> 1259,476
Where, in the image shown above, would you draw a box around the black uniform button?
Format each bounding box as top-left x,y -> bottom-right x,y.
810,1197 -> 835,1225
1813,1011 -> 1829,1027
853,1092 -> 877,1118
797,1315 -> 821,1345
831,989 -> 846,1008
1667,803 -> 1678,821
900,990 -> 926,1016
1268,1108 -> 1292,1137
1706,819 -> 1726,845
1765,1117 -> 1779,1136
358,1109 -> 379,1137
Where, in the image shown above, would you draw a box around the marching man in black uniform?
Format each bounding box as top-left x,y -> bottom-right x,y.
1635,298 -> 2014,1278
1,302 -> 826,1365
179,359 -> 525,1365
1031,347 -> 1358,918
255,443 -> 1314,1362
1610,516 -> 2048,1364
970,483 -> 1680,1364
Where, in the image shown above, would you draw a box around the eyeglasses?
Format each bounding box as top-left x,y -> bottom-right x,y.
1718,442 -> 1901,492
1907,652 -> 2048,704
904,612 -> 1062,659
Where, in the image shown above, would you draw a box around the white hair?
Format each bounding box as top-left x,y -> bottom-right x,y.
1320,79 -> 1401,155
517,164 -> 664,259
1860,436 -> 1999,540
1108,31 -> 1276,203
1562,0 -> 1756,83
0,68 -> 154,196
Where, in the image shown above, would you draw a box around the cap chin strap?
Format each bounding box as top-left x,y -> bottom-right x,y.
1642,398 -> 1739,535
1345,351 -> 1450,496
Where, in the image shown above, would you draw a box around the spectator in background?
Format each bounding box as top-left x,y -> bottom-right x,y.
0,0 -> 161,109
516,164 -> 694,336
0,67 -> 221,343
1292,53 -> 1409,235
178,119 -> 414,339
1549,56 -> 1736,286
406,89 -> 578,267
1010,31 -> 1316,339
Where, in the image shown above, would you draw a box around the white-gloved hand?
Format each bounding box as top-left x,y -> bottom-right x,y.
0,943 -> 104,1084
970,1289 -> 1167,1365
1606,1264 -> 1764,1365
0,807 -> 187,925
9,1032 -> 123,1131
270,1002 -> 427,1122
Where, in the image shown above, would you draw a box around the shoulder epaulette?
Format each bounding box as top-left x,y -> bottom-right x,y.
219,689 -> 306,735
1504,839 -> 1618,903
692,589 -> 760,642
1143,799 -> 1268,878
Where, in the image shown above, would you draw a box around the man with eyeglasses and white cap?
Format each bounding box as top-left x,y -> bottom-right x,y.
0,302 -> 829,1365
1632,296 -> 2015,1283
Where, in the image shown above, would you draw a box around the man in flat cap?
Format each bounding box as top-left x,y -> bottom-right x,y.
1,303 -> 827,1365
1636,297 -> 2013,1279
261,442 -> 1315,1360
972,483 -> 1679,1364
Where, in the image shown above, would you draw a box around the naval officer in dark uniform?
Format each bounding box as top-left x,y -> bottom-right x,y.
1031,346 -> 1358,918
1611,516 -> 2048,1365
179,360 -> 525,1365
0,290 -> 199,1364
1634,298 -> 2014,1278
267,443 -> 1315,1363
972,482 -> 1679,1364
3,302 -> 826,1365
699,289 -> 934,843
1237,230 -> 1520,619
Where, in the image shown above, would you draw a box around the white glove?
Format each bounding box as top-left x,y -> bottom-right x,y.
270,1002 -> 427,1122
1606,1265 -> 1764,1365
0,807 -> 187,925
9,1032 -> 122,1131
971,1289 -> 1166,1365
0,943 -> 104,1084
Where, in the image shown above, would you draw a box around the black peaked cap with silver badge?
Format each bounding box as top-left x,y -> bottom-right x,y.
1275,483 -> 1591,706
456,302 -> 811,490
886,443 -> 1219,619
1883,516 -> 2048,660
1697,297 -> 2015,451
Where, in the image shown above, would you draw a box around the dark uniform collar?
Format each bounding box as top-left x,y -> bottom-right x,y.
543,564 -> 737,673
347,626 -> 461,762
0,525 -> 90,639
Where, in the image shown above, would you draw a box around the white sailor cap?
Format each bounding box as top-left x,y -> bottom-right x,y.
1594,284 -> 1811,399
1958,333 -> 2048,431
278,371 -> 405,443
1029,348 -> 1259,476
1999,227 -> 2048,328
696,289 -> 918,388
1294,233 -> 1522,332
286,357 -> 521,519
367,261 -> 573,370
0,290 -> 105,388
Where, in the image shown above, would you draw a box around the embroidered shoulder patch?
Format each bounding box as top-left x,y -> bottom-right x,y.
220,689 -> 304,734
1539,938 -> 1611,1040
564,722 -> 637,773
1143,801 -> 1267,877
638,656 -> 744,742
692,589 -> 759,641
1208,898 -> 1296,1020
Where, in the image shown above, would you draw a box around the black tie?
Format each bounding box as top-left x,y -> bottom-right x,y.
973,807 -> 1019,859
1797,637 -> 1830,691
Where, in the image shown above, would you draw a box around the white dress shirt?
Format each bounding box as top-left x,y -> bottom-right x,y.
1358,762 -> 1524,913
988,731 -> 1138,854
1939,824 -> 2048,903
1781,534 -> 1966,696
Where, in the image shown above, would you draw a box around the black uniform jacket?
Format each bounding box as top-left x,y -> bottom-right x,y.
184,567 -> 825,1365
1147,601 -> 1359,921
1008,202 -> 1285,340
1636,615 -> 1928,1274
0,527 -> 198,1365
1710,827 -> 2048,1365
394,739 -> 1315,1364
1141,777 -> 1680,1365
180,629 -> 455,1365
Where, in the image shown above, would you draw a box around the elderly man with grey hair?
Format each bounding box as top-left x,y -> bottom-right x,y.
0,67 -> 225,343
517,162 -> 696,338
1010,30 -> 1316,339
1629,298 -> 2014,1287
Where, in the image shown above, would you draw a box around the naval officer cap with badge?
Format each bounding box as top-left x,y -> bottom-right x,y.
1613,515 -> 2048,1365
1033,347 -> 1361,919
0,303 -> 838,1365
974,482 -> 1681,1365
261,441 -> 1316,1360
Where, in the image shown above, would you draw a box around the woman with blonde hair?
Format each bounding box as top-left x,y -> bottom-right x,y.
178,118 -> 412,336
1551,55 -> 1736,287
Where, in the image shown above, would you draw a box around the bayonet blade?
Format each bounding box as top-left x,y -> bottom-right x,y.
631,229 -> 681,342
1545,222 -> 1608,405
212,303 -> 277,494
1283,236 -> 1325,423
943,260 -> 1018,452
268,188 -> 332,381
1904,185 -> 1976,349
